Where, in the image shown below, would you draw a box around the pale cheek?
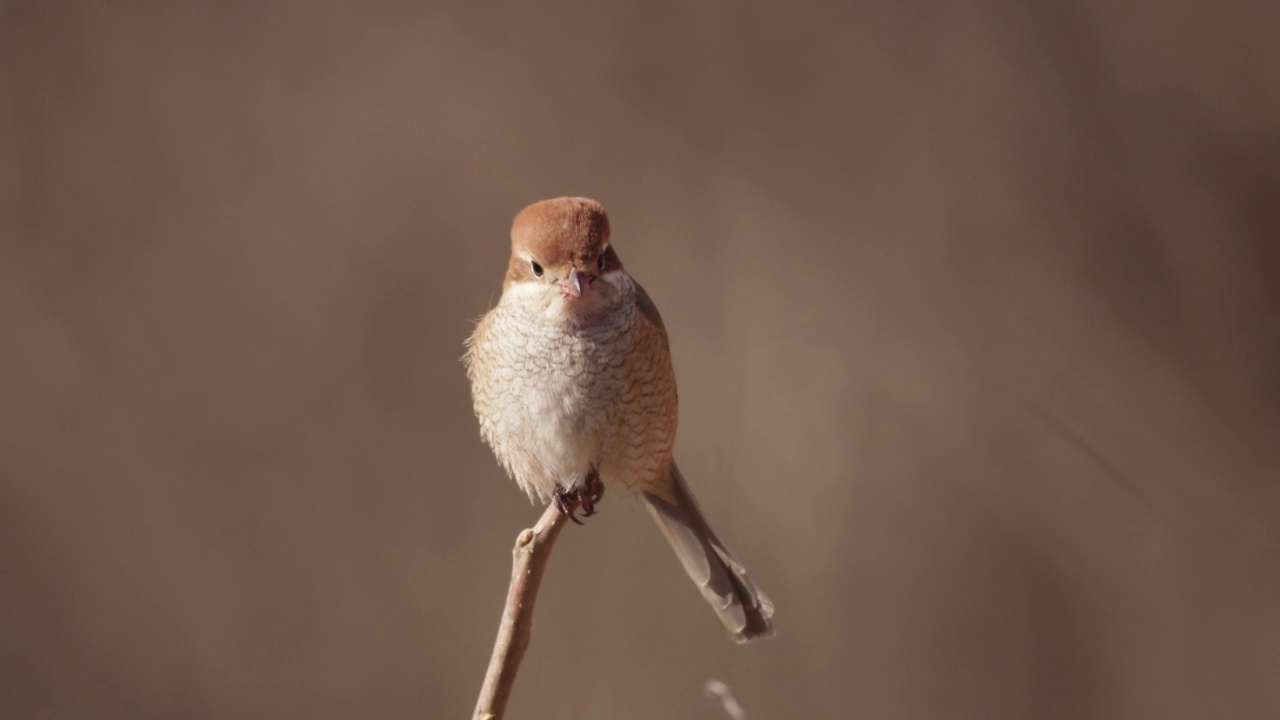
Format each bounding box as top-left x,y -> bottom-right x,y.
504,282 -> 555,313
505,276 -> 625,320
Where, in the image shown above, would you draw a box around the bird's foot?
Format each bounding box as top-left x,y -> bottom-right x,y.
553,471 -> 605,525
552,483 -> 583,525
580,470 -> 604,518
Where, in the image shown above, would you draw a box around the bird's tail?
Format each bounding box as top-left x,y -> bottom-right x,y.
642,462 -> 775,643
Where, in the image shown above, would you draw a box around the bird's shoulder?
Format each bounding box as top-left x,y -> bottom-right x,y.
632,279 -> 668,341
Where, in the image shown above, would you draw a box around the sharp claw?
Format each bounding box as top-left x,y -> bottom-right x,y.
552,473 -> 605,524
584,470 -> 604,508
553,483 -> 585,524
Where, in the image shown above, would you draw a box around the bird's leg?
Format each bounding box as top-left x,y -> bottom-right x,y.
552,470 -> 605,524
552,483 -> 584,525
580,470 -> 604,518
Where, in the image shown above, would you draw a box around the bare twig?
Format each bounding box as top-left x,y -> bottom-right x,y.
705,679 -> 748,719
472,502 -> 570,720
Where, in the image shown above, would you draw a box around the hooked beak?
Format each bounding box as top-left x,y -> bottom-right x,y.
561,267 -> 595,298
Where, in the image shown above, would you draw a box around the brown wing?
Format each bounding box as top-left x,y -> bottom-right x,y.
633,280 -> 668,340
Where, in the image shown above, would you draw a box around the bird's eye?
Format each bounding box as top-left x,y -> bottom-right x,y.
530,260 -> 543,277
596,253 -> 606,271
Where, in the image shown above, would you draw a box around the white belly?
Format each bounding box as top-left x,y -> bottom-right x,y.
516,367 -> 601,496
467,286 -> 667,502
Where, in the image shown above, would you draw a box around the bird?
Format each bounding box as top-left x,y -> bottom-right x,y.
464,196 -> 775,643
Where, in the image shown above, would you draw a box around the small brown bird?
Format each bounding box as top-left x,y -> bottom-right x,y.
464,197 -> 774,643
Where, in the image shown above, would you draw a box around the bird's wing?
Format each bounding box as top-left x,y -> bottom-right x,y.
633,279 -> 668,340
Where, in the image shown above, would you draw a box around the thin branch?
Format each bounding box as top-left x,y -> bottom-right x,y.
472,502 -> 570,720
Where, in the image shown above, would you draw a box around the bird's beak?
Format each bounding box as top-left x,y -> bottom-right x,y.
562,267 -> 594,298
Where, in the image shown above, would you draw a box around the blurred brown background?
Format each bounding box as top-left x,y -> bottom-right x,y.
2,1 -> 1278,718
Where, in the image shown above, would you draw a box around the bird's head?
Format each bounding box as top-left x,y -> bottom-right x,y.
503,197 -> 628,320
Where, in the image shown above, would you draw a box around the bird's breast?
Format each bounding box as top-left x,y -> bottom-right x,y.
471,306 -> 637,498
